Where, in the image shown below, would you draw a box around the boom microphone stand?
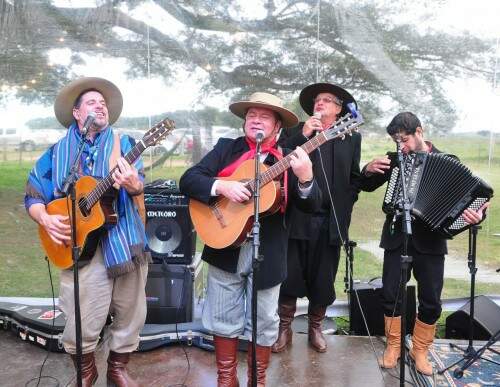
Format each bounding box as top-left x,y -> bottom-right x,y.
437,225 -> 500,378
395,140 -> 413,387
249,132 -> 264,387
61,132 -> 88,387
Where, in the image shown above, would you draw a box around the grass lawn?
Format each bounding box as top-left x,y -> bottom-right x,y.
0,135 -> 499,299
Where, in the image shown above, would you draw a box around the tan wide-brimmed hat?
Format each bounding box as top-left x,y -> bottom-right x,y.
54,77 -> 123,128
299,82 -> 357,117
229,92 -> 299,128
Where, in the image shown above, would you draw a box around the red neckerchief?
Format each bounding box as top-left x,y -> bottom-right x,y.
217,136 -> 288,212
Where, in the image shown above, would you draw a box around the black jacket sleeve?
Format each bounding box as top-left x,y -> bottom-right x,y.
179,138 -> 232,204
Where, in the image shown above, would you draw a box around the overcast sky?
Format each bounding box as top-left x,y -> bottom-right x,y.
0,0 -> 499,132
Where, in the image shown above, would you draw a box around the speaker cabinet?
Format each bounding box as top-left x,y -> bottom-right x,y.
445,295 -> 500,340
145,263 -> 193,324
349,279 -> 416,336
144,190 -> 196,265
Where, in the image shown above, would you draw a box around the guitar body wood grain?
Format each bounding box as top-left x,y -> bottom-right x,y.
189,159 -> 281,249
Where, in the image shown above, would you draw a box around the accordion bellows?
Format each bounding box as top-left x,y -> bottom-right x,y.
383,152 -> 494,238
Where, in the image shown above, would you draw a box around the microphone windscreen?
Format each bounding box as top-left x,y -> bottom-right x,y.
313,112 -> 322,120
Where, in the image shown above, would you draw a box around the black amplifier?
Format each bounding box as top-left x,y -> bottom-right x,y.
144,179 -> 189,206
144,179 -> 195,265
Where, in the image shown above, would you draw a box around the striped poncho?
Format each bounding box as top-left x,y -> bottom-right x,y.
25,123 -> 150,277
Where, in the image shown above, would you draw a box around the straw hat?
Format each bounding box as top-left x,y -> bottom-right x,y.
299,83 -> 357,117
229,92 -> 299,128
54,77 -> 123,128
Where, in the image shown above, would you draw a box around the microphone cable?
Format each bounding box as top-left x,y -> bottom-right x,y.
24,257 -> 61,387
317,136 -> 413,385
317,144 -> 416,386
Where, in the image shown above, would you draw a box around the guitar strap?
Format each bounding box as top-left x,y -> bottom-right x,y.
110,132 -> 146,225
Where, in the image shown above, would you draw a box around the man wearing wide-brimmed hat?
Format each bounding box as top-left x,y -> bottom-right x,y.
274,83 -> 362,354
25,77 -> 149,386
180,92 -> 322,386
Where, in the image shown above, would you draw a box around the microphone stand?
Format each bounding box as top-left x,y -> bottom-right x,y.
437,225 -> 500,378
395,141 -> 412,387
249,135 -> 263,387
61,130 -> 88,387
344,241 -> 357,335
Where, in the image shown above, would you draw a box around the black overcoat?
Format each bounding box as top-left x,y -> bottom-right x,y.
278,123 -> 362,245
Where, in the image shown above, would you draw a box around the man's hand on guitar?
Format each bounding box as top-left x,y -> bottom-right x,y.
216,180 -> 252,203
29,203 -> 71,245
112,157 -> 143,195
290,146 -> 313,183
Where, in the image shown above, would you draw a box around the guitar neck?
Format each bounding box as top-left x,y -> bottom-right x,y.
85,140 -> 147,208
252,133 -> 329,189
246,112 -> 363,190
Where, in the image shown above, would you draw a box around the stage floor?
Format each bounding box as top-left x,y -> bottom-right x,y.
0,329 -> 407,387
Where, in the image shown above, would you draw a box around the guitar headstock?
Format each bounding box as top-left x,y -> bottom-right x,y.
142,118 -> 175,147
324,103 -> 364,141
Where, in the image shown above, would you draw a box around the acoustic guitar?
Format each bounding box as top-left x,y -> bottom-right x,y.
189,107 -> 364,249
38,118 -> 175,269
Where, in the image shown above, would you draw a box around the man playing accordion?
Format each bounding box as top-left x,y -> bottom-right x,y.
357,112 -> 489,376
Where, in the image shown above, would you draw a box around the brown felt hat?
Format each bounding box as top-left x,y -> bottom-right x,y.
54,77 -> 123,127
229,92 -> 299,128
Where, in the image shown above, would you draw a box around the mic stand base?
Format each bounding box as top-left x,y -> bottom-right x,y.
438,226 -> 489,379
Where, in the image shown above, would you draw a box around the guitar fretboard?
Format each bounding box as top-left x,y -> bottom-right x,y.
84,141 -> 147,210
245,112 -> 361,191
246,132 -> 329,191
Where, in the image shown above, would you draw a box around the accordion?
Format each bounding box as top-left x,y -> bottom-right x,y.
383,152 -> 493,237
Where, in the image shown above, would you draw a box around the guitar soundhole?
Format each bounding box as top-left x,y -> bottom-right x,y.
79,198 -> 90,217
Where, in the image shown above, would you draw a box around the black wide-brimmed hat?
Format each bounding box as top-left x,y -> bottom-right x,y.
54,77 -> 123,128
299,82 -> 357,117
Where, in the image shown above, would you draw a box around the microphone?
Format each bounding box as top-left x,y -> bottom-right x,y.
313,111 -> 322,120
255,129 -> 265,143
81,112 -> 96,135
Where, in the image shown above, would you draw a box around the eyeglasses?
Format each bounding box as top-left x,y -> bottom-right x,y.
313,96 -> 342,106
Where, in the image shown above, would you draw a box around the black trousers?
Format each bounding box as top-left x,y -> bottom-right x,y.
280,216 -> 341,307
382,244 -> 444,325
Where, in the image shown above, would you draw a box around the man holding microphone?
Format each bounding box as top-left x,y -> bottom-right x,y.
275,83 -> 362,353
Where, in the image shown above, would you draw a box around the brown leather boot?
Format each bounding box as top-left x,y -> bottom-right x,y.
308,305 -> 327,353
70,352 -> 98,387
271,296 -> 296,353
247,343 -> 271,387
410,318 -> 436,376
106,351 -> 139,387
214,336 -> 240,387
379,316 -> 401,369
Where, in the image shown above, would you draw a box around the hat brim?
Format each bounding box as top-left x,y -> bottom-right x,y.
229,101 -> 299,129
54,77 -> 123,128
299,83 -> 357,117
